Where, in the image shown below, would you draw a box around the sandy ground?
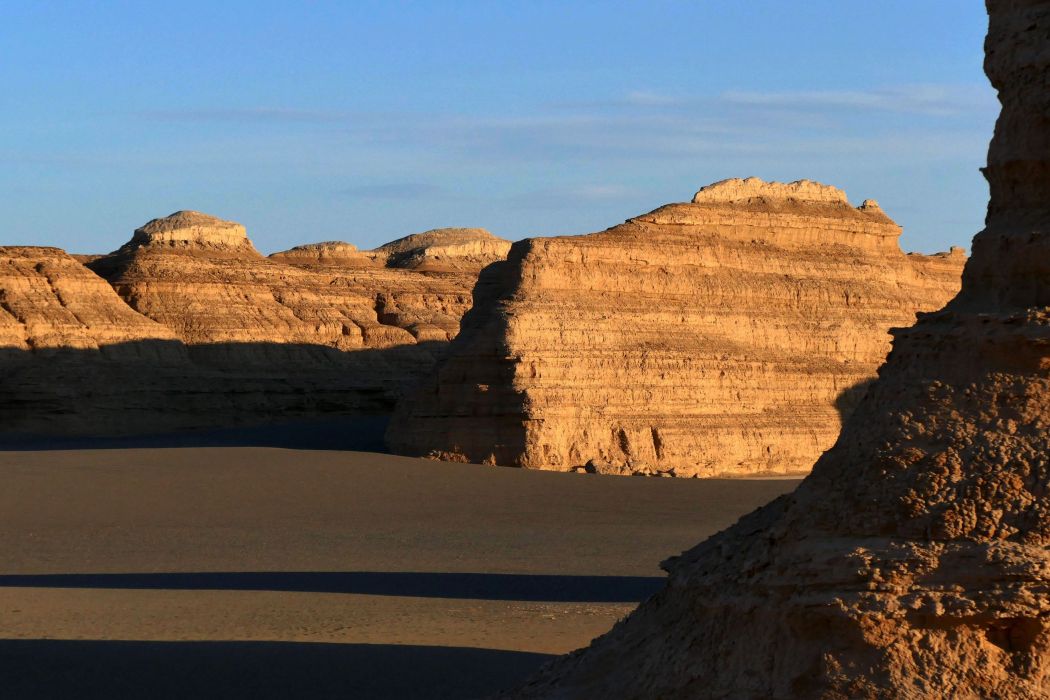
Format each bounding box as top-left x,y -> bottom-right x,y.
0,447 -> 798,699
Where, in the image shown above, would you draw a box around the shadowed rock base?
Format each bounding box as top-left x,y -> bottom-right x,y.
505,1 -> 1050,697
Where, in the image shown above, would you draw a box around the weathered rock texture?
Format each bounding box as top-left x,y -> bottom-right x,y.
89,211 -> 479,348
0,246 -> 194,433
505,1 -> 1050,697
388,180 -> 965,477
0,217 -> 508,436
268,241 -> 376,268
372,227 -> 511,274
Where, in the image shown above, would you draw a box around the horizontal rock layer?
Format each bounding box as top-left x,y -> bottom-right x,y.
388,181 -> 966,477
0,217 -> 509,436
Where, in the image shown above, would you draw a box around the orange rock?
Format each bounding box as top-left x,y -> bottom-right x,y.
388,180 -> 965,477
505,1 -> 1050,696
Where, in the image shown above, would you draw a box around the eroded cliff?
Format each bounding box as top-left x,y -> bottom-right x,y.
388,180 -> 965,477
506,1 -> 1050,696
0,216 -> 509,436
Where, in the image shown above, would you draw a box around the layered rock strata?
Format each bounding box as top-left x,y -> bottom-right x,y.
372,227 -> 512,274
1,217 -> 508,436
507,1 -> 1050,697
388,181 -> 965,477
0,246 -> 194,433
90,212 -> 476,348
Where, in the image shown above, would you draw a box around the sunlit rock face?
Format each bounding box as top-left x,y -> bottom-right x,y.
372,227 -> 512,274
387,178 -> 965,478
89,216 -> 512,348
504,2 -> 1050,697
0,217 -> 510,437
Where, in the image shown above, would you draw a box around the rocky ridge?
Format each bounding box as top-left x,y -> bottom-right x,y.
506,1 -> 1050,696
373,227 -> 512,273
0,216 -> 510,436
387,180 -> 966,477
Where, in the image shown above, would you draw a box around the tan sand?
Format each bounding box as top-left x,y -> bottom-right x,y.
0,447 -> 796,699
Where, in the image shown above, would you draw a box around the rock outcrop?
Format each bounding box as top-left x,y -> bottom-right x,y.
506,1 -> 1050,697
119,210 -> 256,255
0,246 -> 194,433
0,216 -> 510,436
387,180 -> 965,477
87,212 -> 504,347
0,246 -> 178,350
268,241 -> 376,268
372,227 -> 512,273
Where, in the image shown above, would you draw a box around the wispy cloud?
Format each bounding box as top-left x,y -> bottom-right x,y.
342,182 -> 445,199
505,183 -> 641,211
719,84 -> 996,117
138,107 -> 352,123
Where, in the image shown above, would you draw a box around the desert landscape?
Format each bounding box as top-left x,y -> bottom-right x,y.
2,1 -> 1041,698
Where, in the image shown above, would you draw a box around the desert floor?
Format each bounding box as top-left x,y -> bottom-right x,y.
0,447 -> 798,699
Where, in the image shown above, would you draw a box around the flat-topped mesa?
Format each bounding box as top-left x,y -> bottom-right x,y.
373,227 -> 512,273
633,177 -> 903,253
269,241 -> 378,268
505,2 -> 1050,697
692,177 -> 849,205
118,210 -> 261,258
387,180 -> 966,478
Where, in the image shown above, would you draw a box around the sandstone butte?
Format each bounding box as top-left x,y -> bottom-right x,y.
386,179 -> 966,478
0,214 -> 509,435
505,0 -> 1050,697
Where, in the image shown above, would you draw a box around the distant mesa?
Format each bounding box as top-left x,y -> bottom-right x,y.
692,177 -> 850,205
0,213 -> 509,437
387,177 -> 967,477
269,241 -> 376,268
373,228 -> 513,273
118,210 -> 261,257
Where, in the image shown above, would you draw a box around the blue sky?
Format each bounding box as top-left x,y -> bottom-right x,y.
2,1 -> 994,255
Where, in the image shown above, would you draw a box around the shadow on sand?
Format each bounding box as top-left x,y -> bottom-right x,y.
0,417 -> 391,452
0,570 -> 663,603
0,638 -> 552,700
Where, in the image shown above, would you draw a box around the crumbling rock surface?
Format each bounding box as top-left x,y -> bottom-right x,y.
388,180 -> 965,477
504,1 -> 1050,697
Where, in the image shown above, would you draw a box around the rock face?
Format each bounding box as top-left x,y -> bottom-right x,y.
0,216 -> 509,436
268,241 -> 375,268
506,1 -> 1050,697
0,246 -> 177,350
0,246 -> 194,433
90,211 -> 476,349
387,181 -> 965,477
372,227 -> 512,273
122,210 -> 255,254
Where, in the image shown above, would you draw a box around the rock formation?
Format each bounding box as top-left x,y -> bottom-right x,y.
268,241 -> 376,268
372,227 -> 512,274
88,214 -> 506,348
0,217 -> 509,436
387,180 -> 965,477
0,246 -> 177,350
505,1 -> 1050,696
0,246 -> 194,433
